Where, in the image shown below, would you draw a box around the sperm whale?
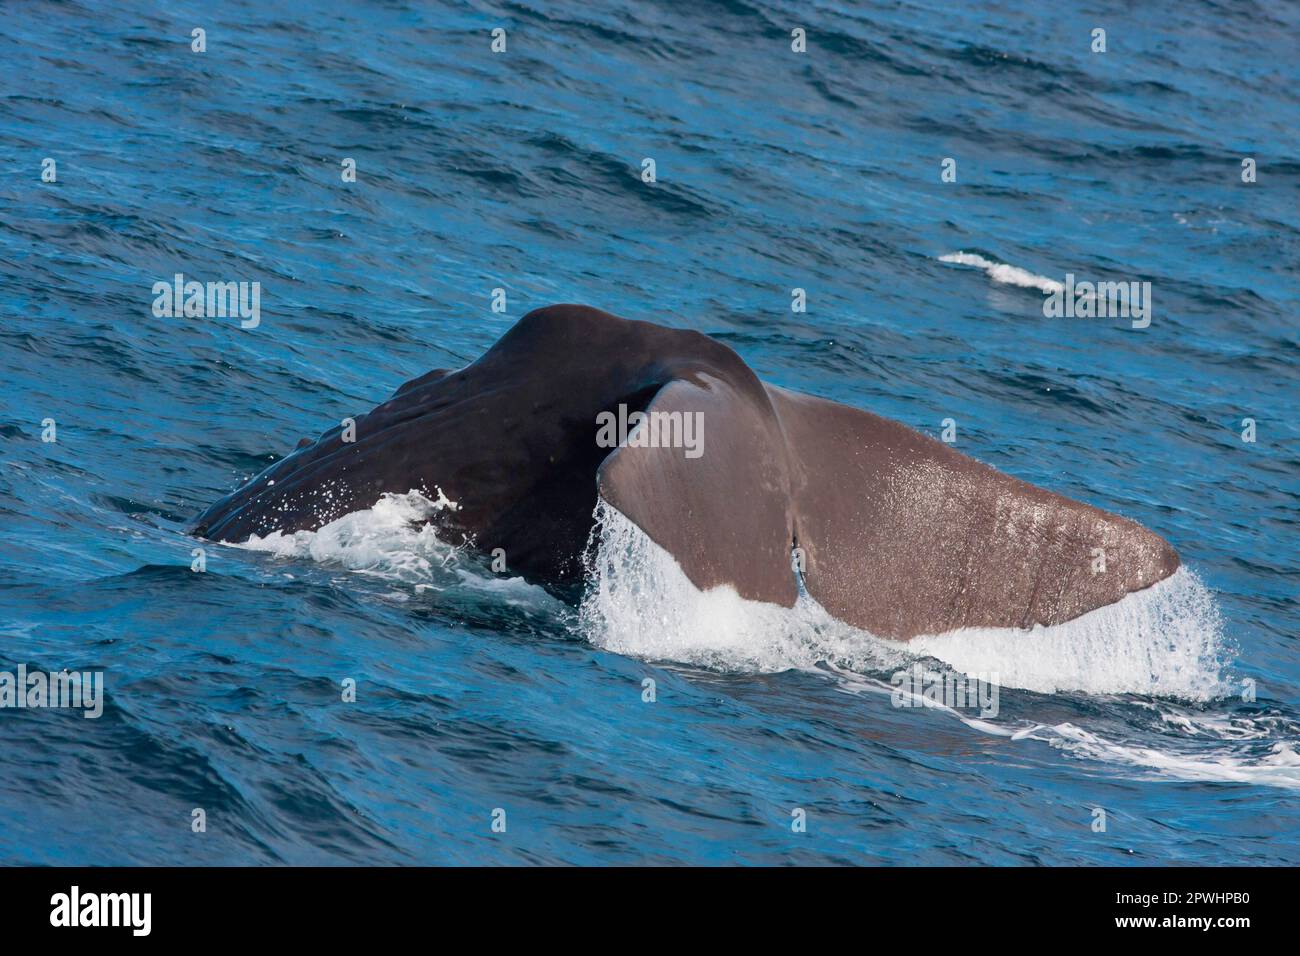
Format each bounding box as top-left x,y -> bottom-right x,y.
191,304 -> 1180,639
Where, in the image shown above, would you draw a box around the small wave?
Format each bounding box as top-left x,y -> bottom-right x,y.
1018,721 -> 1300,790
938,251 -> 1064,294
233,492 -> 1232,704
909,702 -> 1300,791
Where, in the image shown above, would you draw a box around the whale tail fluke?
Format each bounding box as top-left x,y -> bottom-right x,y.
596,368 -> 1179,640
193,304 -> 1180,640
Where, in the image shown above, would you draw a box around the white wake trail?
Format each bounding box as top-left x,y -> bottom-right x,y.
939,251 -> 1064,294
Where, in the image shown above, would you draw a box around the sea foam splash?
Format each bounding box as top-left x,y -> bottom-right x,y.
578,499 -> 910,675
580,499 -> 1228,700
233,491 -> 1233,703
909,569 -> 1228,699
939,251 -> 1064,294
235,489 -> 461,583
233,489 -> 548,604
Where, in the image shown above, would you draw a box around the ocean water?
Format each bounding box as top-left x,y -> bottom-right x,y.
1,0 -> 1297,865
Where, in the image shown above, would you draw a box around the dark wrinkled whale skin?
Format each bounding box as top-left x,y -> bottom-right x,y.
192,304 -> 1180,639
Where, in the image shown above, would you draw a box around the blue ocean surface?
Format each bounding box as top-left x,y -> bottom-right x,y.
1,0 -> 1297,865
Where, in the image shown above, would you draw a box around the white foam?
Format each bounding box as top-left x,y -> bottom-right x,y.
235,489 -> 460,583
232,489 -> 549,604
1018,722 -> 1300,789
939,251 -> 1064,294
577,499 -> 908,675
909,568 -> 1229,700
894,701 -> 1300,790
579,500 -> 1227,699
